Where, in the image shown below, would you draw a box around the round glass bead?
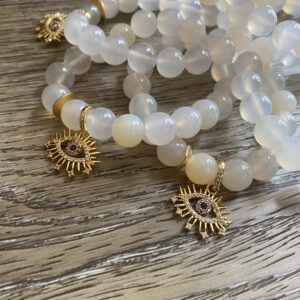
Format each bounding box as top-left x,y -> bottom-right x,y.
129,93 -> 157,119
271,90 -> 297,113
157,8 -> 182,37
64,46 -> 91,75
110,23 -> 136,47
123,73 -> 151,98
131,10 -> 157,38
45,62 -> 75,88
64,12 -> 89,45
184,46 -> 211,75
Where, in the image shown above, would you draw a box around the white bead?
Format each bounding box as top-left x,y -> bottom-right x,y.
161,35 -> 185,52
200,5 -> 218,27
234,51 -> 263,75
42,84 -> 70,113
283,0 -> 300,16
64,12 -> 89,45
112,114 -> 144,148
159,0 -> 180,11
110,23 -> 136,47
157,48 -> 185,78
184,46 -> 211,75
270,90 -> 297,113
100,36 -> 129,65
172,107 -> 202,138
81,3 -> 101,24
119,0 -> 138,13
227,1 -> 254,25
217,12 -> 229,30
211,62 -> 234,81
179,19 -> 206,46
185,153 -> 218,185
275,112 -> 297,136
231,70 -> 262,100
247,149 -> 279,181
226,25 -> 252,53
91,54 -> 104,63
254,0 -> 285,11
206,36 -> 235,64
157,9 -> 182,37
226,0 -> 248,5
86,107 -> 116,141
131,10 -> 157,38
157,137 -> 187,166
247,6 -> 277,37
192,99 -> 220,130
240,92 -> 273,124
180,0 -> 202,20
275,137 -> 300,171
64,46 -> 91,75
45,62 -> 75,88
207,91 -> 233,120
254,115 -> 289,149
144,112 -> 176,146
127,42 -> 157,74
101,0 -> 119,19
123,73 -> 151,98
250,37 -> 276,65
261,71 -> 285,95
61,99 -> 87,131
129,93 -> 157,119
222,159 -> 253,191
138,0 -> 159,11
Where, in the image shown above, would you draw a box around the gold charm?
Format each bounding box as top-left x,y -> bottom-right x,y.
171,162 -> 231,239
36,12 -> 66,44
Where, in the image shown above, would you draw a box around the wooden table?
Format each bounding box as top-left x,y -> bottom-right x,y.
1,1 -> 300,299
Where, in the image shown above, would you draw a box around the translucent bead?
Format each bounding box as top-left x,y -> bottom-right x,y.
64,12 -> 89,45
240,92 -> 273,124
226,0 -> 248,5
200,5 -> 218,27
172,107 -> 202,138
162,36 -> 185,52
112,114 -> 144,148
61,99 -> 87,131
192,99 -> 220,130
184,46 -> 211,75
91,54 -> 104,63
144,112 -> 176,146
271,90 -> 297,113
254,115 -> 289,149
127,42 -> 157,74
217,12 -> 229,30
275,112 -> 297,136
157,48 -> 185,78
226,25 -> 252,53
222,159 -> 253,191
206,36 -> 235,64
45,62 -> 75,88
180,0 -> 202,20
144,36 -> 163,53
261,71 -> 285,95
127,64 -> 153,78
250,37 -> 276,65
179,19 -> 206,46
110,23 -> 136,47
64,46 -> 91,75
123,73 -> 151,98
86,107 -> 116,141
207,91 -> 233,120
157,137 -> 187,166
283,0 -> 300,16
254,0 -> 285,11
119,0 -> 138,13
42,84 -> 70,113
138,0 -> 159,11
81,3 -> 101,24
228,1 -> 254,26
247,149 -> 279,181
202,0 -> 218,5
185,153 -> 218,185
78,25 -> 105,56
129,93 -> 157,119
159,0 -> 180,11
275,137 -> 300,171
131,10 -> 157,38
101,0 -> 119,19
157,8 -> 182,37
100,36 -> 129,65
234,51 -> 263,75
231,70 -> 262,100
247,6 -> 277,37
211,62 -> 234,81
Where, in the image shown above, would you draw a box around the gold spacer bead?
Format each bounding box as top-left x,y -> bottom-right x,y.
80,106 -> 92,132
90,0 -> 106,20
182,145 -> 193,166
53,93 -> 76,118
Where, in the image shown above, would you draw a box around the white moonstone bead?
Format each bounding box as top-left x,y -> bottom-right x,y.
42,84 -> 70,113
157,48 -> 185,78
127,42 -> 157,74
172,107 -> 202,138
138,0 -> 159,11
226,25 -> 252,53
208,91 -> 233,120
162,36 -> 185,52
240,92 -> 273,124
159,0 -> 180,11
61,99 -> 87,131
185,153 -> 218,185
112,114 -> 144,148
261,71 -> 285,95
64,12 -> 89,45
222,159 -> 253,191
275,137 -> 300,171
254,115 -> 289,149
91,54 -> 104,63
45,62 -> 75,88
250,37 -> 276,65
211,62 -> 234,82
234,51 -> 263,75
100,36 -> 129,65
119,0 -> 138,13
110,23 -> 136,47
283,0 -> 300,16
200,5 -> 218,27
86,108 -> 116,141
227,1 -> 254,25
131,10 -> 157,38
247,149 -> 279,181
206,36 -> 235,64
157,8 -> 182,37
271,90 -> 297,113
192,99 -> 220,130
144,112 -> 176,146
123,73 -> 151,98
247,6 -> 277,37
101,0 -> 119,19
226,0 -> 248,5
184,46 -> 211,75
275,112 -> 297,136
64,46 -> 91,75
254,0 -> 285,11
179,19 -> 206,46
157,137 -> 187,166
180,0 -> 202,20
81,3 -> 101,24
129,93 -> 157,119
231,70 -> 262,100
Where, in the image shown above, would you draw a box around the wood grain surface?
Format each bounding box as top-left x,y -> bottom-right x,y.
0,1 -> 300,299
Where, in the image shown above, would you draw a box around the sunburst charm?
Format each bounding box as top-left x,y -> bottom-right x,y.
45,129 -> 100,177
36,12 -> 66,44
